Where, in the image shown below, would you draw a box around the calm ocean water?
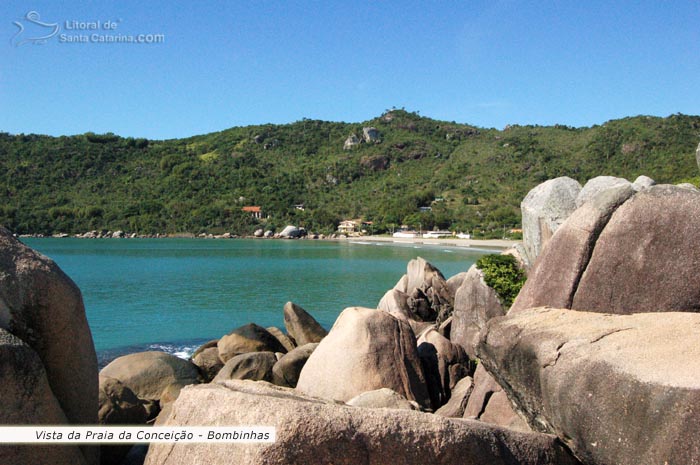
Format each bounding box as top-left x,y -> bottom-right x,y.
22,238 -> 490,366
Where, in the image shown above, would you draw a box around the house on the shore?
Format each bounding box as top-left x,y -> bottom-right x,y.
242,206 -> 263,219
338,220 -> 358,234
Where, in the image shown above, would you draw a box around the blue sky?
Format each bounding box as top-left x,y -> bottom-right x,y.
1,1 -> 698,139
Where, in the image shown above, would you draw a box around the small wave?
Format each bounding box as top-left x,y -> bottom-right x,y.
97,338 -> 209,369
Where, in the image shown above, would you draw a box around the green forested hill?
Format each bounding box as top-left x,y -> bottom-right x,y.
1,110 -> 698,236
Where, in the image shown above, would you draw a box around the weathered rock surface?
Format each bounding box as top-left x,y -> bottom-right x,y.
377,288 -> 412,320
477,307 -> 700,465
521,177 -> 581,263
343,134 -> 360,150
346,388 -> 420,411
98,375 -> 149,465
100,351 -> 201,402
362,126 -> 380,143
144,380 -> 578,465
265,326 -> 296,352
278,225 -> 301,238
405,257 -> 453,323
282,301 -> 327,345
451,265 -> 505,358
445,271 -> 468,299
271,343 -> 318,388
296,307 -> 431,409
511,184 -> 635,313
463,364 -> 530,432
0,227 -> 98,432
212,351 -> 276,383
435,375 -> 473,418
190,340 -> 223,382
575,175 -> 631,208
218,323 -> 287,362
417,328 -> 469,408
572,185 -> 700,313
631,174 -> 655,191
0,328 -> 88,465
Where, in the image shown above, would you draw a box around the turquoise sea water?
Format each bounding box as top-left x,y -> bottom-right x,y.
23,238 -> 490,364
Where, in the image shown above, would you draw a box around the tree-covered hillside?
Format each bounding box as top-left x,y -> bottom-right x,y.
1,110 -> 698,236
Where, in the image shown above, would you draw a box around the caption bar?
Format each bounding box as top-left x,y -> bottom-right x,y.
0,426 -> 276,444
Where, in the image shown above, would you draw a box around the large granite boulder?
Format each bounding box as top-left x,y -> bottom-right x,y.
144,380 -> 578,465
631,175 -> 655,191
296,307 -> 431,409
513,184 -> 700,315
571,184 -> 700,313
478,307 -> 700,465
100,351 -> 201,402
0,328 -> 88,465
451,265 -> 505,358
521,177 -> 581,263
283,302 -> 327,345
0,228 -> 98,432
271,342 -> 318,388
279,225 -> 301,238
574,175 -> 631,208
435,375 -> 473,418
218,323 -> 287,362
265,326 -> 296,352
511,184 -> 635,313
212,351 -> 277,383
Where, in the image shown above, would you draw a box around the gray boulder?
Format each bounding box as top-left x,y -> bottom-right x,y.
279,225 -> 301,238
377,288 -> 412,321
477,307 -> 700,465
253,228 -> 264,237
144,380 -> 578,465
445,271 -> 468,299
405,257 -> 453,323
521,177 -> 581,263
217,323 -> 287,362
100,351 -> 201,402
0,227 -> 98,433
362,126 -> 380,143
283,302 -> 327,345
271,342 -> 318,388
631,175 -> 655,191
343,134 -> 360,150
346,388 -> 420,411
265,326 -> 296,352
296,307 -> 431,409
575,175 -> 631,208
212,351 -> 277,383
451,265 -> 505,358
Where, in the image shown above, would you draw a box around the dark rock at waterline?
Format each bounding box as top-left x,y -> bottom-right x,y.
271,342 -> 318,388
283,302 -> 327,346
217,323 -> 287,362
100,351 -> 201,403
212,351 -> 277,383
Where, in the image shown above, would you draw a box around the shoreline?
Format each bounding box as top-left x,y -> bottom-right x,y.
346,235 -> 519,250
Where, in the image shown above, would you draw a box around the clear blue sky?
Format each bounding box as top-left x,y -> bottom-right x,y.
1,1 -> 698,139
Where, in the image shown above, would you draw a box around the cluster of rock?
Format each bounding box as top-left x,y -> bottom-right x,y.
343,127 -> 381,150
5,170 -> 700,465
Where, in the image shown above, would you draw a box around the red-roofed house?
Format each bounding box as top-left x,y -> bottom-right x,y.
242,206 -> 262,219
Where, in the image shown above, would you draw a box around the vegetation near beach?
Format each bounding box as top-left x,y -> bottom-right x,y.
475,254 -> 526,309
0,110 -> 698,236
